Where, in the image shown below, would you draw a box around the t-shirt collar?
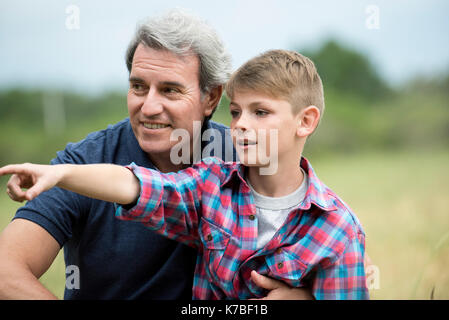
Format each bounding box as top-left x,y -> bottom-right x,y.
221,157 -> 338,212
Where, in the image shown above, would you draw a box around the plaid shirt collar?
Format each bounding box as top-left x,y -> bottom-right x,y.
220,156 -> 338,212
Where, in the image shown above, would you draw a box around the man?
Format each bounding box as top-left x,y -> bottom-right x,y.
0,9 -> 312,299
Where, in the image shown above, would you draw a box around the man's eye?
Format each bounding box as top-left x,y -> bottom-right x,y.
131,83 -> 146,92
163,87 -> 179,94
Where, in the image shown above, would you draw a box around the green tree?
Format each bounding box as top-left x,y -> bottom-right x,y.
300,40 -> 392,102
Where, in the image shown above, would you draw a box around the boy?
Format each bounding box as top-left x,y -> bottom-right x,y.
0,50 -> 368,299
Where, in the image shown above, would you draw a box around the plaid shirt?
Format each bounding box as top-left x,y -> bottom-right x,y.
116,157 -> 369,300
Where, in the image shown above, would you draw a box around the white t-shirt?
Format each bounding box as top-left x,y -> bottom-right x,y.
247,169 -> 309,250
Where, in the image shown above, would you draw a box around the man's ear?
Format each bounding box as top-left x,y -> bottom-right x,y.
296,105 -> 321,138
203,85 -> 224,117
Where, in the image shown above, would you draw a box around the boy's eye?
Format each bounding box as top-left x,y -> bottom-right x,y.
230,110 -> 240,118
255,109 -> 268,116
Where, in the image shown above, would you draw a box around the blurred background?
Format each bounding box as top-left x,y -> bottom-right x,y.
0,0 -> 448,299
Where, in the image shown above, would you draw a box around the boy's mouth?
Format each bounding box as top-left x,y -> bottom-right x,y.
237,139 -> 257,146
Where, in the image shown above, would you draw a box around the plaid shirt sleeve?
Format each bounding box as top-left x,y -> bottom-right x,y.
115,159 -> 220,249
312,230 -> 369,299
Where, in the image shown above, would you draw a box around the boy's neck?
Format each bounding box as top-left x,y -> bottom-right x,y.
247,154 -> 304,198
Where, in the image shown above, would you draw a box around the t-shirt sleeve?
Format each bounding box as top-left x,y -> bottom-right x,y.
13,142 -> 93,247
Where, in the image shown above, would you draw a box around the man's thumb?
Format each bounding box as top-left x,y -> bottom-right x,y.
251,270 -> 284,290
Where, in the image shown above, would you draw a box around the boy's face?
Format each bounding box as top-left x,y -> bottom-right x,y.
229,90 -> 301,169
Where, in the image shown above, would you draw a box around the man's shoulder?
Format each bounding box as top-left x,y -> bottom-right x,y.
203,120 -> 237,162
68,118 -> 130,150
207,120 -> 230,132
53,118 -> 132,164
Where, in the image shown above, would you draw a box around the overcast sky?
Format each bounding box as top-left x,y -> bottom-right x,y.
0,0 -> 448,94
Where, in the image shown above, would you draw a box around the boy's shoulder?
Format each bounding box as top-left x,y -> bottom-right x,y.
194,157 -> 242,185
302,157 -> 365,241
197,156 -> 239,173
323,185 -> 365,239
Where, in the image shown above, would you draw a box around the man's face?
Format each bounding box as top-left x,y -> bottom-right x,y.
229,90 -> 300,168
127,44 -> 214,159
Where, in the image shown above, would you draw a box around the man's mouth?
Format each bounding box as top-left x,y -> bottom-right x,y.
143,123 -> 171,129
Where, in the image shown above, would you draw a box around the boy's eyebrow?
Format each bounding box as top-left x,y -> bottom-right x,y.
230,101 -> 266,108
248,101 -> 265,108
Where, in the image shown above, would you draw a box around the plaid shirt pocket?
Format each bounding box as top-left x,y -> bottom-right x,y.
265,248 -> 308,288
199,218 -> 232,281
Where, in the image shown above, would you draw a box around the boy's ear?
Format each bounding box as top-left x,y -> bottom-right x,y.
296,105 -> 321,138
203,85 -> 224,117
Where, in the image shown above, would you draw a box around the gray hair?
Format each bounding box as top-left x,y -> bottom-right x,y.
125,8 -> 232,95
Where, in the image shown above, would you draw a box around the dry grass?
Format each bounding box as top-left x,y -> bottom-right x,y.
0,149 -> 448,299
311,149 -> 449,299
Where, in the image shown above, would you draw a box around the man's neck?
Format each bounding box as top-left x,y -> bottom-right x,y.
147,153 -> 188,173
247,154 -> 304,198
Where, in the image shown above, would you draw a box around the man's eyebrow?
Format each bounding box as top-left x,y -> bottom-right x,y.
129,76 -> 144,82
161,81 -> 185,88
229,101 -> 240,107
128,77 -> 184,88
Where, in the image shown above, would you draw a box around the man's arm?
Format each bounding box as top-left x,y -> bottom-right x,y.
0,219 -> 60,299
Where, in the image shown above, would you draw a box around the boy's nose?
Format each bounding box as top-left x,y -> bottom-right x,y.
234,113 -> 251,131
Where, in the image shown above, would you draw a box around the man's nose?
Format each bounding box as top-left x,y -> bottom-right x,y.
141,88 -> 164,117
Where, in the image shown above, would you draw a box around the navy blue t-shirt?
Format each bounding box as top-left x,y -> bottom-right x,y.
14,118 -> 235,299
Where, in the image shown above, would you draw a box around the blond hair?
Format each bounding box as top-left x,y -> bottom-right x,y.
225,50 -> 324,116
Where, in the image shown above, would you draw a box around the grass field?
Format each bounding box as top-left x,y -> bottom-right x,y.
0,149 -> 448,300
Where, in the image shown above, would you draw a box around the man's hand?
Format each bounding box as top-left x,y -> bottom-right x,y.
0,163 -> 63,202
249,270 -> 314,300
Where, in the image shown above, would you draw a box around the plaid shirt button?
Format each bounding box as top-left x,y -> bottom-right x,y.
275,248 -> 282,254
277,262 -> 284,269
249,214 -> 255,220
207,234 -> 213,241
